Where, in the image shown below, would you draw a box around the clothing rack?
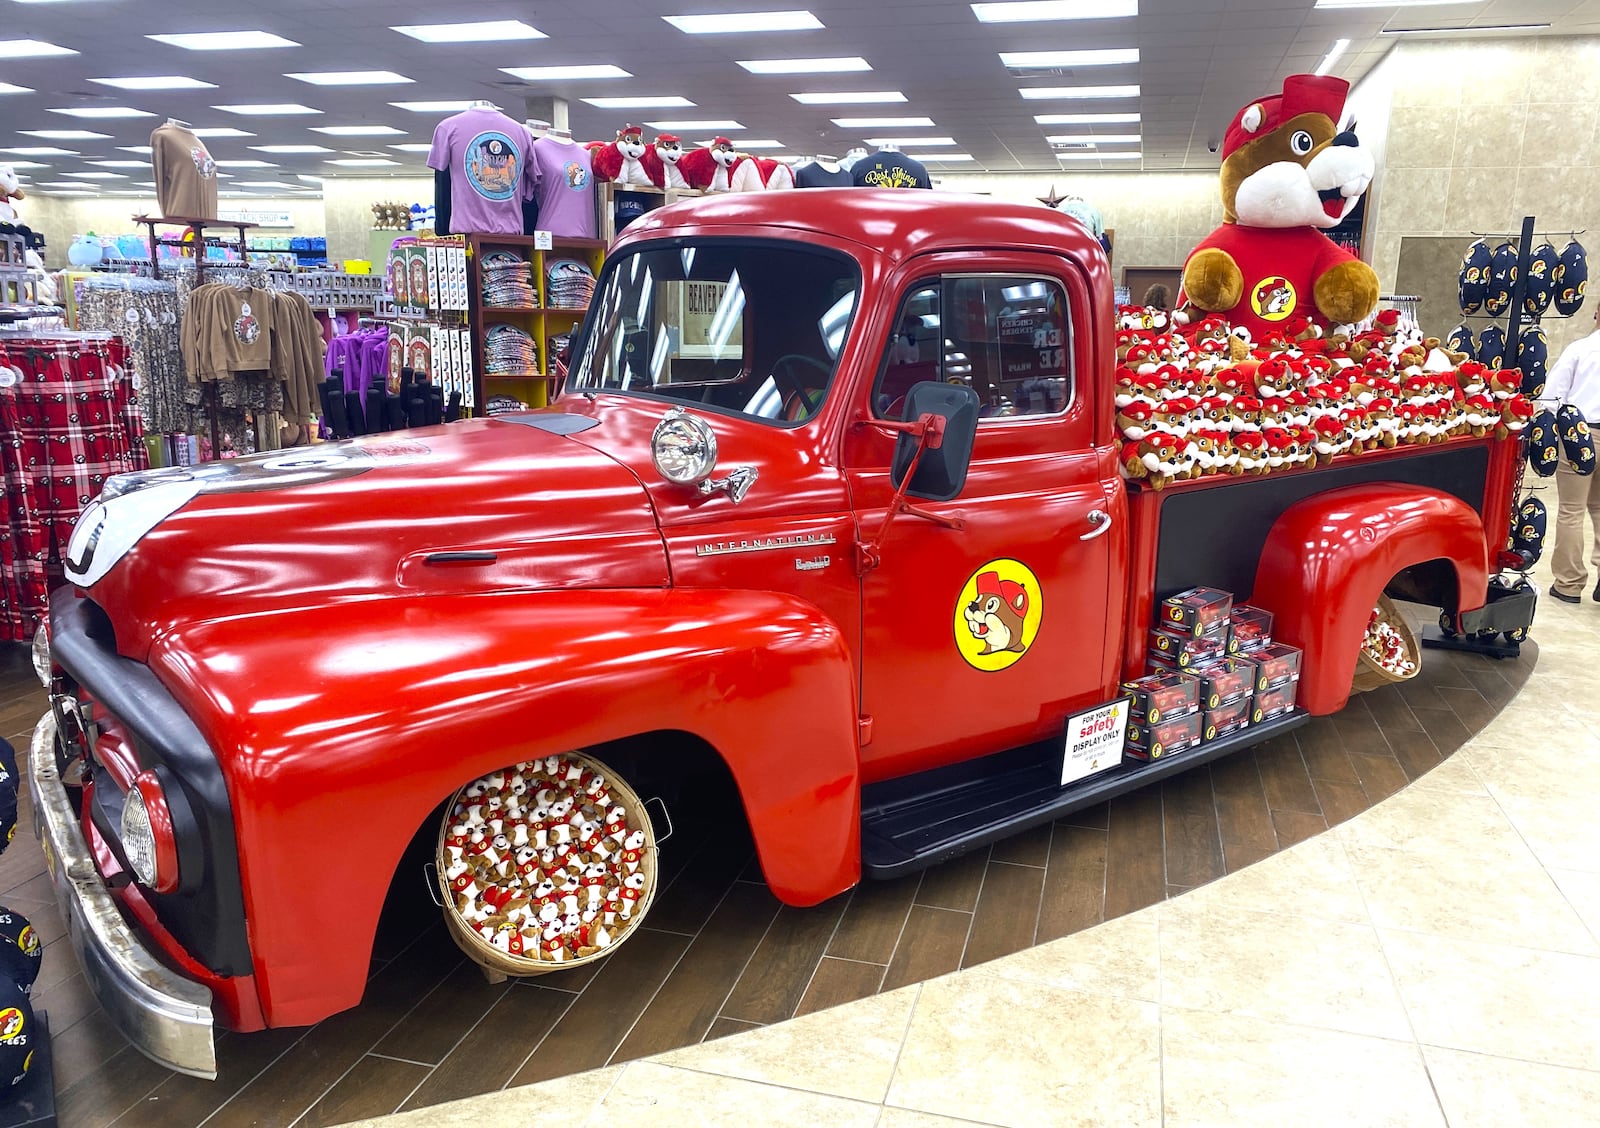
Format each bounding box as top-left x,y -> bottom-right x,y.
132,214 -> 259,283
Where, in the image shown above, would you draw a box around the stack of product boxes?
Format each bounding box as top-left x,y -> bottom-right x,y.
1122,587 -> 1303,761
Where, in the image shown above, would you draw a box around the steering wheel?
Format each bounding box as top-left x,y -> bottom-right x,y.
771,354 -> 832,420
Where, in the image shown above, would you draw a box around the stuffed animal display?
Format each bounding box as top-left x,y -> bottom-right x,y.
0,167 -> 23,223
1113,302 -> 1531,490
589,128 -> 792,194
1179,75 -> 1380,340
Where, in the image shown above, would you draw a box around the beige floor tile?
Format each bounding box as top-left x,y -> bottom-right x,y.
1161,1008 -> 1444,1128
976,905 -> 1158,1002
1423,1045 -> 1600,1128
886,974 -> 1160,1128
653,984 -> 917,1104
337,1065 -> 624,1127
1174,834 -> 1369,925
1548,868 -> 1600,941
1336,788 -> 1528,860
583,1061 -> 880,1128
1159,900 -> 1411,1041
1381,928 -> 1600,1071
1401,752 -> 1487,796
1494,791 -> 1600,874
1463,741 -> 1600,804
877,1111 -> 1008,1128
1346,842 -> 1598,955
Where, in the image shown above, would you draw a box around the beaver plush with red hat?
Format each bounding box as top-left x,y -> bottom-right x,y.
1179,75 -> 1380,341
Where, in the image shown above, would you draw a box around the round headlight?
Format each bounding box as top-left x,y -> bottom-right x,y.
121,784 -> 159,888
30,624 -> 50,689
651,409 -> 718,485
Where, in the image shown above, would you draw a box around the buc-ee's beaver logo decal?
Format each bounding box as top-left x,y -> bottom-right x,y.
955,559 -> 1043,672
1251,275 -> 1297,321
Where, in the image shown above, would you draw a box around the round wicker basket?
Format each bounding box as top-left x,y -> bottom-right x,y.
435,751 -> 657,978
1351,595 -> 1421,694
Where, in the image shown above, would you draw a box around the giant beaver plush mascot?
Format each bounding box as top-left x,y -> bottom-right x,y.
1179,74 -> 1380,340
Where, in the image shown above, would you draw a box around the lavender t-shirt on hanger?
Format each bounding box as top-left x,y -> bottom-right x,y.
427,107 -> 536,236
530,137 -> 597,240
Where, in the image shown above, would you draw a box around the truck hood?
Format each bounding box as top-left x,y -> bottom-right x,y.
69,417 -> 668,659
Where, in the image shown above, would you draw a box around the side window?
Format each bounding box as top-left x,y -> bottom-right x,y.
872,275 -> 1072,420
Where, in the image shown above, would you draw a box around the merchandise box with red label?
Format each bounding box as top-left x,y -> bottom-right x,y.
1148,628 -> 1227,671
1124,711 -> 1203,761
1193,657 -> 1257,709
1256,679 -> 1298,720
1201,695 -> 1253,742
1227,604 -> 1274,653
1160,586 -> 1233,639
1121,670 -> 1200,724
1250,643 -> 1303,690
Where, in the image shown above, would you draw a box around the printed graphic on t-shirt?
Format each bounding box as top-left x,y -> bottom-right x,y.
190,145 -> 216,180
463,131 -> 521,201
861,164 -> 921,188
565,161 -> 590,190
233,302 -> 260,345
1250,276 -> 1297,322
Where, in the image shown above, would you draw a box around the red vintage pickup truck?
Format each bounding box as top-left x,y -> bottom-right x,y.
26,189 -> 1530,1078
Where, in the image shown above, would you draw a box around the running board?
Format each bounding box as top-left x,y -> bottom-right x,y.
860,710 -> 1310,879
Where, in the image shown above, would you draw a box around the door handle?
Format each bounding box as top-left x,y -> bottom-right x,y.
1079,509 -> 1112,541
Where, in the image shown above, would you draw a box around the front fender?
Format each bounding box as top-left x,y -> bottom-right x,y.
1251,485 -> 1489,716
149,588 -> 860,1028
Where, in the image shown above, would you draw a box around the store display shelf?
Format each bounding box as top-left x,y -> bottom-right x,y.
482,305 -> 543,314
860,709 -> 1310,878
485,370 -> 545,379
544,306 -> 589,316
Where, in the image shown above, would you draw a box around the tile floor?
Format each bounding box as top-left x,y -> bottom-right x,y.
0,562 -> 1584,1125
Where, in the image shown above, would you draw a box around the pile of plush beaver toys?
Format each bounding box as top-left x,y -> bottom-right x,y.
1114,305 -> 1536,490
0,742 -> 42,1093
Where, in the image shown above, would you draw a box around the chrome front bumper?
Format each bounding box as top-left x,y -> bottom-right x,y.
28,710 -> 218,1079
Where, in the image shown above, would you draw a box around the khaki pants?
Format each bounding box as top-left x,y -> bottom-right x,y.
1553,460 -> 1600,597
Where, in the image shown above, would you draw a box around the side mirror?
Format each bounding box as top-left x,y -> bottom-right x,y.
892,381 -> 979,501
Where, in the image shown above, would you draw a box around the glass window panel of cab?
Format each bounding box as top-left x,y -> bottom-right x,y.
873,274 -> 1072,421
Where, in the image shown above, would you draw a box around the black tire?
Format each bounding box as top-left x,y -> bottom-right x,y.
1438,611 -> 1458,637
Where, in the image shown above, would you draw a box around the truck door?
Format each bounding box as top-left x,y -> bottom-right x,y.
844,259 -> 1116,783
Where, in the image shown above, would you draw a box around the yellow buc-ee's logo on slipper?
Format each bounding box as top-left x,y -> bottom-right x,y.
955,558 -> 1043,672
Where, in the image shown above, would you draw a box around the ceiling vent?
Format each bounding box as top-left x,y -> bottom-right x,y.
1010,66 -> 1074,79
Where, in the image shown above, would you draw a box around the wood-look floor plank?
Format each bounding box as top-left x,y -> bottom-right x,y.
1386,727 -> 1444,782
1395,675 -> 1451,712
1252,738 -> 1322,815
1330,704 -> 1392,758
1296,719 -> 1360,784
1409,706 -> 1473,755
988,823 -> 1052,868
914,847 -> 991,913
1211,753 -> 1279,873
962,861 -> 1045,968
300,1054 -> 431,1128
1221,839 -> 1277,875
1037,824 -> 1107,943
1270,807 -> 1329,849
1103,788 -> 1165,921
1061,801 -> 1109,830
1348,752 -> 1409,804
705,1016 -> 763,1041
1436,685 -> 1498,735
883,905 -> 972,991
106,1025 -> 307,1128
644,827 -> 757,935
54,1043 -> 173,1128
824,874 -> 919,965
372,958 -> 506,1066
718,896 -> 849,1024
1359,684 -> 1423,732
1160,770 -> 1224,889
399,985 -> 573,1112
794,957 -> 885,1017
1311,778 -> 1370,828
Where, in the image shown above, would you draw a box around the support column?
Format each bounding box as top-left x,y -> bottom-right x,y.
524,95 -> 569,132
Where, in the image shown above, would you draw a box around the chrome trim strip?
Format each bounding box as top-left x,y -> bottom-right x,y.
694,531 -> 838,557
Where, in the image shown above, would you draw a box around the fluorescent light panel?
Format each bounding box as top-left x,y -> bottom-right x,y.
832,116 -> 935,128
866,136 -> 956,146
644,119 -> 744,131
738,57 -> 869,74
310,125 -> 405,136
216,159 -> 277,167
1381,22 -> 1550,33
582,95 -> 695,108
791,91 -> 906,104
663,11 -> 823,34
1034,111 -> 1140,124
1021,85 -> 1140,99
1316,0 -> 1464,6
502,64 -> 632,80
909,153 -> 974,161
91,76 -> 217,90
391,21 -> 544,43
117,146 -> 152,154
389,143 -> 433,152
215,104 -> 322,115
0,83 -> 32,95
191,128 -> 254,138
734,139 -> 783,148
147,31 -> 299,50
287,71 -> 412,86
48,106 -> 153,119
67,171 -> 125,178
974,1 -> 1137,20
2,147 -> 78,155
1314,38 -> 1350,76
249,145 -> 332,153
1058,150 -> 1140,159
20,130 -> 110,140
0,40 -> 76,58
87,160 -> 149,168
390,101 -> 475,113
1001,48 -> 1138,66
326,158 -> 400,166
1047,133 -> 1140,143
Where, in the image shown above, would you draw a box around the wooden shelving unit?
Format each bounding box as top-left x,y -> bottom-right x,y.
464,233 -> 605,409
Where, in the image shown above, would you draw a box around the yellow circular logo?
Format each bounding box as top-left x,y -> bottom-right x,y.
1250,275 -> 1297,322
954,559 -> 1043,672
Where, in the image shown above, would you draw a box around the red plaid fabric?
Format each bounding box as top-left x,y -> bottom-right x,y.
0,337 -> 147,641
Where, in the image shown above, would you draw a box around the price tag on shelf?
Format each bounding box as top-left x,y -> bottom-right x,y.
533,230 -> 554,251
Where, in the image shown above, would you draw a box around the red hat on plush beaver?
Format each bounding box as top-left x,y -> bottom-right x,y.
1222,75 -> 1350,161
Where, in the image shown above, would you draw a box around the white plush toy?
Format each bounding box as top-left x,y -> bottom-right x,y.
0,166 -> 23,222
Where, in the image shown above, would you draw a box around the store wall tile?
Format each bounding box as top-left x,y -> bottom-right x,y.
1450,105 -> 1526,170
1373,168 -> 1452,235
1520,103 -> 1600,169
1536,37 -> 1600,105
1385,107 -> 1459,170
1443,168 -> 1519,234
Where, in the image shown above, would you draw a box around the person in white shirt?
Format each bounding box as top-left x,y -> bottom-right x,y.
1540,302 -> 1600,603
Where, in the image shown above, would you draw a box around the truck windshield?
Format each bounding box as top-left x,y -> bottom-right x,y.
567,240 -> 861,425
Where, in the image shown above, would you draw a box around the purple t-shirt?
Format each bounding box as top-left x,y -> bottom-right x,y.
531,137 -> 596,240
428,108 -> 536,236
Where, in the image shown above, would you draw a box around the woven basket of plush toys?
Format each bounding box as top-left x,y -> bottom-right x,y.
1352,595 -> 1421,693
435,751 -> 656,978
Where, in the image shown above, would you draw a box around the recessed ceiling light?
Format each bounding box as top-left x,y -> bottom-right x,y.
326,158 -> 401,166
909,153 -> 974,161
0,40 -> 77,59
734,139 -> 784,148
1314,38 -> 1350,76
4,162 -> 51,169
67,171 -> 126,178
644,120 -> 744,131
20,130 -> 111,140
190,128 -> 254,138
792,91 -> 906,104
37,181 -> 96,189
582,96 -> 696,109
118,145 -> 153,154
1034,112 -> 1140,124
501,64 -> 632,81
866,136 -> 956,147
90,76 -> 217,90
391,21 -> 544,43
147,31 -> 299,51
1315,0 -> 1463,6
297,174 -> 324,183
1058,150 -> 1140,159
216,159 -> 278,167
389,101 -> 476,113
0,83 -> 32,95
215,104 -> 322,116
832,116 -> 936,129
1046,133 -> 1140,144
250,145 -> 333,154
1,147 -> 80,156
388,143 -> 433,152
1001,49 -> 1138,67
663,11 -> 823,34
286,71 -> 413,86
974,0 -> 1136,19
236,180 -> 298,188
1020,85 -> 1140,99
739,57 -> 869,74
310,125 -> 406,136
48,106 -> 153,119
87,160 -> 150,168
1380,21 -> 1549,34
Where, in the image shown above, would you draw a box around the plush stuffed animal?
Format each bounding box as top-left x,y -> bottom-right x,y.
677,137 -> 740,193
1179,75 -> 1380,340
591,125 -> 657,187
0,166 -> 23,222
730,153 -> 796,193
650,134 -> 692,190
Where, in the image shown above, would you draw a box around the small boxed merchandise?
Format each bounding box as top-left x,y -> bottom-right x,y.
1256,680 -> 1298,720
1148,628 -> 1227,670
1193,657 -> 1257,709
1201,696 -> 1252,742
1227,604 -> 1274,653
1250,642 -> 1303,691
1125,711 -> 1203,761
1121,670 -> 1200,724
1160,586 -> 1233,638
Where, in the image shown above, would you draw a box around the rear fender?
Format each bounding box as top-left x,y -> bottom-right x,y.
1251,485 -> 1489,716
149,588 -> 860,1028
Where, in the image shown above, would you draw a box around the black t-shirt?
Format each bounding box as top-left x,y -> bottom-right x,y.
850,150 -> 930,190
794,162 -> 854,188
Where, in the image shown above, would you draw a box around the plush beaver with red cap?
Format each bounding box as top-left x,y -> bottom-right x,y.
1179,74 -> 1380,341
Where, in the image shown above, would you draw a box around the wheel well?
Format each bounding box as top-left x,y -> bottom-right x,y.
1385,557 -> 1461,615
